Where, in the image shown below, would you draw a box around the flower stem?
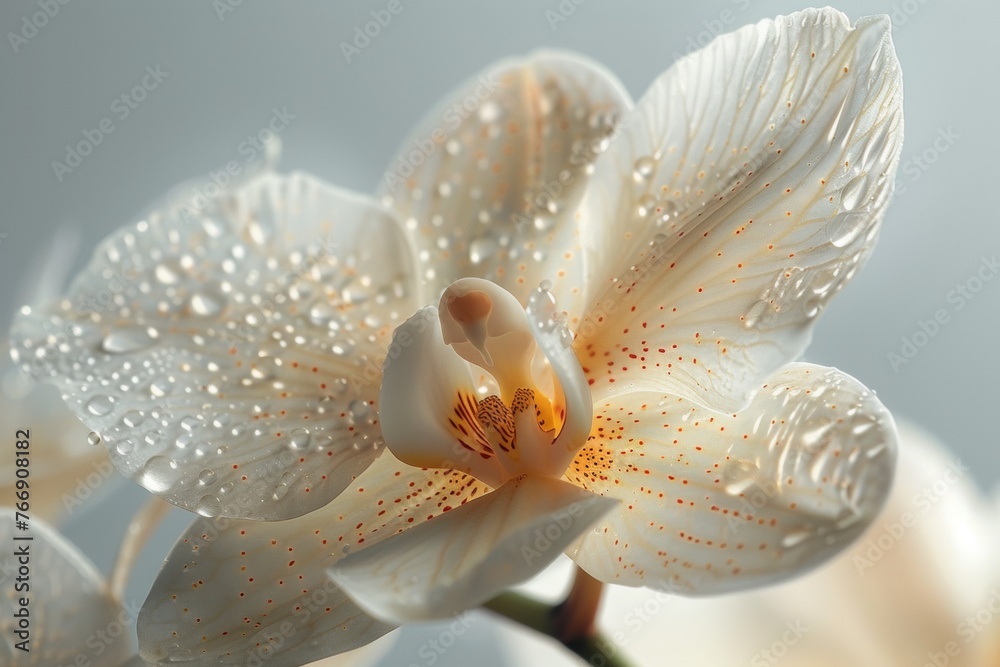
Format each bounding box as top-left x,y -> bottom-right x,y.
482,584 -> 635,667
553,566 -> 605,642
109,496 -> 171,603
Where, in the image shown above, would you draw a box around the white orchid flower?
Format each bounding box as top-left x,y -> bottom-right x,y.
578,421 -> 999,666
11,7 -> 902,665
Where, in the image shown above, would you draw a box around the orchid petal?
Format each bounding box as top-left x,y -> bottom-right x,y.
1,357 -> 111,522
331,475 -> 617,622
565,363 -> 896,594
756,421 -> 994,665
138,452 -> 490,665
11,171 -> 418,520
0,513 -> 131,666
575,9 -> 903,412
379,50 -> 631,320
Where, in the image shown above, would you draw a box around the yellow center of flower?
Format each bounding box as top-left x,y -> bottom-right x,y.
378,278 -> 593,489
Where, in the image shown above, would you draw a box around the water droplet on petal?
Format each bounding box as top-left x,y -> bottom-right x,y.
141,455 -> 177,493
636,194 -> 657,217
102,327 -> 156,354
781,528 -> 815,549
827,211 -> 868,248
633,156 -> 657,181
86,395 -> 114,416
840,173 -> 869,211
198,469 -> 216,486
347,400 -> 371,421
195,494 -> 222,517
87,432 -> 101,446
190,292 -> 224,317
154,261 -> 182,285
742,300 -> 769,329
122,410 -> 144,428
722,459 -> 760,496
272,471 -> 295,501
288,428 -> 311,451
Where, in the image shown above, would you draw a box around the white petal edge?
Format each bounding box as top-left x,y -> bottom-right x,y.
574,9 -> 903,413
331,474 -> 617,622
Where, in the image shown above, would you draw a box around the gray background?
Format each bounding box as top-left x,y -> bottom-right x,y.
1,1 -> 997,665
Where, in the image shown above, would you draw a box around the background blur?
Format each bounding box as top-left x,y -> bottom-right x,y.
2,1 -> 996,664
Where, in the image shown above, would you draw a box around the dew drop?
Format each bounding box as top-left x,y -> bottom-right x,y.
246,220 -> 270,246
840,173 -> 869,211
272,471 -> 295,501
288,428 -> 312,451
308,302 -> 335,327
149,377 -> 173,398
86,395 -> 114,416
636,194 -> 657,218
195,494 -> 222,518
141,455 -> 177,493
742,300 -> 769,329
198,469 -> 217,486
827,211 -> 868,248
190,292 -> 224,317
102,327 -> 156,354
633,156 -> 657,181
219,481 -> 235,495
722,459 -> 760,496
781,528 -> 814,549
154,261 -> 182,285
87,432 -> 101,446
122,410 -> 144,428
347,400 -> 371,421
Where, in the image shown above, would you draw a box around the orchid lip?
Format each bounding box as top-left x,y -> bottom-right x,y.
379,278 -> 592,486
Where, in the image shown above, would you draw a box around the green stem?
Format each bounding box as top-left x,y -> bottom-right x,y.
482,591 -> 637,667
